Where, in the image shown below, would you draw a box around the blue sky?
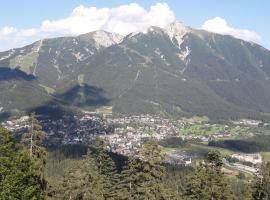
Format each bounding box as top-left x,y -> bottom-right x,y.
0,0 -> 269,50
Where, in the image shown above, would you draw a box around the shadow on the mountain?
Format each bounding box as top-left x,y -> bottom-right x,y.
28,84 -> 110,119
0,67 -> 35,81
28,100 -> 72,120
0,112 -> 11,122
58,84 -> 110,107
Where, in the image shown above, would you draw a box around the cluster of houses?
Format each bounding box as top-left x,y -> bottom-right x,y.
2,114 -> 247,148
232,119 -> 263,126
101,125 -> 173,157
1,113 -> 265,167
1,114 -> 112,145
103,115 -> 179,157
101,133 -> 142,156
41,115 -> 112,145
0,116 -> 29,134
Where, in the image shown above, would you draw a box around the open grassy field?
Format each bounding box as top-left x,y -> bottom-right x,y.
95,106 -> 113,115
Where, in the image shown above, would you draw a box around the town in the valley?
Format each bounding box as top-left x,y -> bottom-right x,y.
1,111 -> 265,174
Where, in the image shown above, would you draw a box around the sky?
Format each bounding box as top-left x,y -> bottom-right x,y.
0,0 -> 269,51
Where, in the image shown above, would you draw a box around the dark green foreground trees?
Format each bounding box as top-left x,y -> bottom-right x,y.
58,138 -> 170,200
117,138 -> 171,200
252,162 -> 270,199
3,119 -> 270,199
185,150 -> 234,200
0,127 -> 45,199
60,152 -> 106,200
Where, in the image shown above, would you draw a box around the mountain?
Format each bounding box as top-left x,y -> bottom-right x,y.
1,21 -> 270,120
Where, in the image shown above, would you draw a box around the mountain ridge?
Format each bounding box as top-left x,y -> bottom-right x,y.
1,21 -> 270,120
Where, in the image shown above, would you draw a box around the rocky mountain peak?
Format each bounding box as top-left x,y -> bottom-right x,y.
165,21 -> 190,47
91,30 -> 124,48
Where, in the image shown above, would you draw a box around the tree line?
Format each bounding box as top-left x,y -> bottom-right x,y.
1,113 -> 270,199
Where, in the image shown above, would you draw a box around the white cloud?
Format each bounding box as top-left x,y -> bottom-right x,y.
40,3 -> 175,35
17,28 -> 39,37
202,17 -> 261,43
0,3 -> 175,51
0,26 -> 17,39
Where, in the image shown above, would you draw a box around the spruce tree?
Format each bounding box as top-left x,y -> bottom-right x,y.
61,151 -> 106,200
138,139 -> 169,199
185,150 -> 234,200
252,162 -> 270,200
92,138 -> 119,199
119,138 -> 170,200
116,156 -> 144,200
21,112 -> 47,189
22,113 -> 46,159
231,178 -> 252,200
0,127 -> 45,199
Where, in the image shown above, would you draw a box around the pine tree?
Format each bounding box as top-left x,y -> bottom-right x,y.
22,113 -> 46,158
116,156 -> 144,200
21,112 -> 47,189
0,127 -> 45,199
118,138 -> 171,200
231,178 -> 252,200
92,138 -> 119,199
61,151 -> 106,200
185,150 -> 234,200
252,162 -> 270,200
138,139 -> 169,199
163,166 -> 190,200
141,138 -> 163,162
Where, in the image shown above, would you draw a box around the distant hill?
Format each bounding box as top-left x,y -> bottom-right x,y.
1,21 -> 270,120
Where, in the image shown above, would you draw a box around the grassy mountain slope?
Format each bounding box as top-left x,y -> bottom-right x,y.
1,22 -> 270,120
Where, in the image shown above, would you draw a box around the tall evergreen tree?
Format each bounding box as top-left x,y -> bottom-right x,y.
231,178 -> 252,200
0,127 -> 45,199
115,156 -> 144,200
22,113 -> 47,160
252,162 -> 270,200
119,138 -> 171,200
139,138 -> 170,199
185,150 -> 234,200
92,138 -> 119,199
21,112 -> 47,189
94,138 -> 117,176
60,151 -> 106,200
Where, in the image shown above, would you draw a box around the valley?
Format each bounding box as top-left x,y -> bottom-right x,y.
1,5 -> 270,198
2,112 -> 269,176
